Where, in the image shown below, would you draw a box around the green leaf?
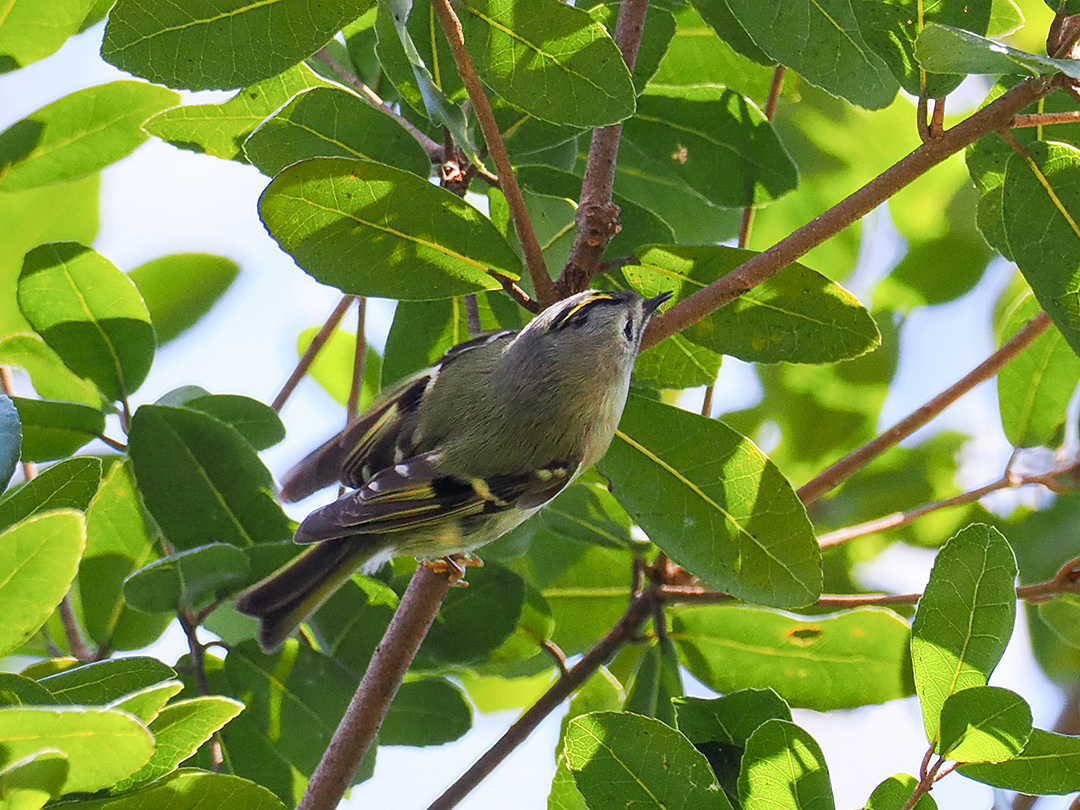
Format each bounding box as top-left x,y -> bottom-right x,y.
915,24 -> 1080,81
258,157 -> 521,299
0,748 -> 69,808
686,0 -> 772,66
672,606 -> 912,711
1002,141 -> 1080,357
18,242 -> 154,402
633,334 -> 723,389
623,636 -> 682,726
0,707 -> 153,793
80,461 -> 165,651
77,770 -> 287,809
10,397 -> 104,463
997,292 -> 1080,447
128,404 -> 291,550
144,63 -> 333,161
864,774 -> 936,810
565,711 -> 732,810
0,456 -> 100,532
0,0 -> 94,72
305,575 -> 399,674
588,3 -> 676,93
521,474 -> 635,552
719,0 -> 897,109
419,562 -> 527,665
380,678 -> 472,746
0,673 -> 55,706
243,87 -> 431,178
0,510 -> 85,658
622,86 -> 796,208
297,328 -> 382,412
958,728 -> 1080,794
859,0 -> 991,96
107,681 -> 184,724
599,395 -> 821,608
0,394 -> 20,492
113,696 -> 245,791
0,81 -> 178,192
739,719 -> 835,810
1038,593 -> 1080,647
37,657 -> 176,705
625,245 -> 880,363
460,0 -> 636,128
938,686 -> 1031,763
911,524 -> 1017,744
128,254 -> 239,345
101,0 -> 370,91
123,544 -> 250,612
0,334 -> 103,407
156,388 -> 285,451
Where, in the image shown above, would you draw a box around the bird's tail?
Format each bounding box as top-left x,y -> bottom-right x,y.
235,537 -> 380,652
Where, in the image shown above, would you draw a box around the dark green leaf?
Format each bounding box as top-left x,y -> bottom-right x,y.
911,524 -> 1017,743
128,254 -> 239,345
460,0 -> 636,127
11,397 -> 104,463
124,544 -> 251,612
675,689 -> 792,747
599,395 -> 821,608
0,511 -> 85,658
522,474 -> 635,552
0,706 -> 152,793
721,0 -> 897,109
128,405 -> 291,550
687,0 -> 772,65
0,456 -> 101,531
673,606 -> 912,711
566,712 -> 731,810
18,242 -> 154,402
144,63 -> 333,161
37,657 -> 176,705
633,334 -> 723,389
739,719 -> 835,810
54,769 -> 287,809
0,394 -> 20,492
1038,593 -> 1080,647
588,3 -> 676,93
156,389 -> 285,451
101,0 -> 370,90
958,728 -> 1080,794
625,245 -> 880,363
243,87 -> 431,177
259,158 -> 521,299
0,81 -> 178,191
623,636 -> 682,726
0,672 -> 56,706
380,678 -> 472,746
916,24 -> 1080,80
306,576 -> 399,675
938,686 -> 1031,763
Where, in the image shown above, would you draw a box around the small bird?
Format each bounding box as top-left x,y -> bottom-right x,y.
236,289 -> 671,651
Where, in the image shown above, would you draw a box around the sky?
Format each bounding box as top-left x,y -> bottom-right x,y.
0,18 -> 1074,810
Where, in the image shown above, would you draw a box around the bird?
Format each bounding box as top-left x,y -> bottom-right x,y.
236,288 -> 671,652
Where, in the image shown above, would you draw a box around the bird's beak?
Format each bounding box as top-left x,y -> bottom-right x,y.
643,291 -> 673,319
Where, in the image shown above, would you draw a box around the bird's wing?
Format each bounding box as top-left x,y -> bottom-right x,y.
279,330 -> 516,502
293,451 -> 577,543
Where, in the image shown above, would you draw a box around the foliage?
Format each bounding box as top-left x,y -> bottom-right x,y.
1,0 -> 1080,808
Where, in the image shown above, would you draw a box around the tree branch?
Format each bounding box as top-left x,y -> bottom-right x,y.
271,294 -> 355,413
642,75 -> 1057,352
797,312 -> 1052,505
346,297 -> 366,424
557,0 -> 650,297
429,0 -> 555,307
298,565 -> 455,810
313,47 -> 442,161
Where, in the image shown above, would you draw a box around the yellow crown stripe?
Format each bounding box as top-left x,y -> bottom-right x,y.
554,292 -> 616,327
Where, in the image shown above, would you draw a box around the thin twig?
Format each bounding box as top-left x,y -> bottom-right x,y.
643,76 -> 1057,352
178,611 -> 211,697
464,295 -> 482,337
1012,110 -> 1080,127
0,366 -> 36,481
314,47 -> 442,161
557,0 -> 650,297
299,565 -> 455,810
95,433 -> 127,453
58,596 -> 92,661
346,298 -> 367,424
429,0 -> 554,307
271,295 -> 355,413
797,312 -> 1052,505
699,386 -> 713,418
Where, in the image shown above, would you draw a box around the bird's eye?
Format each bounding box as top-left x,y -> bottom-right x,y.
623,317 -> 634,341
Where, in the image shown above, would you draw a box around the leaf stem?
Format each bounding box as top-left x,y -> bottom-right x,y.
557,0 -> 650,297
271,294 -> 355,413
298,564 -> 455,810
0,366 -> 36,481
797,312 -> 1052,505
643,76 -> 1057,352
429,0 -> 555,307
